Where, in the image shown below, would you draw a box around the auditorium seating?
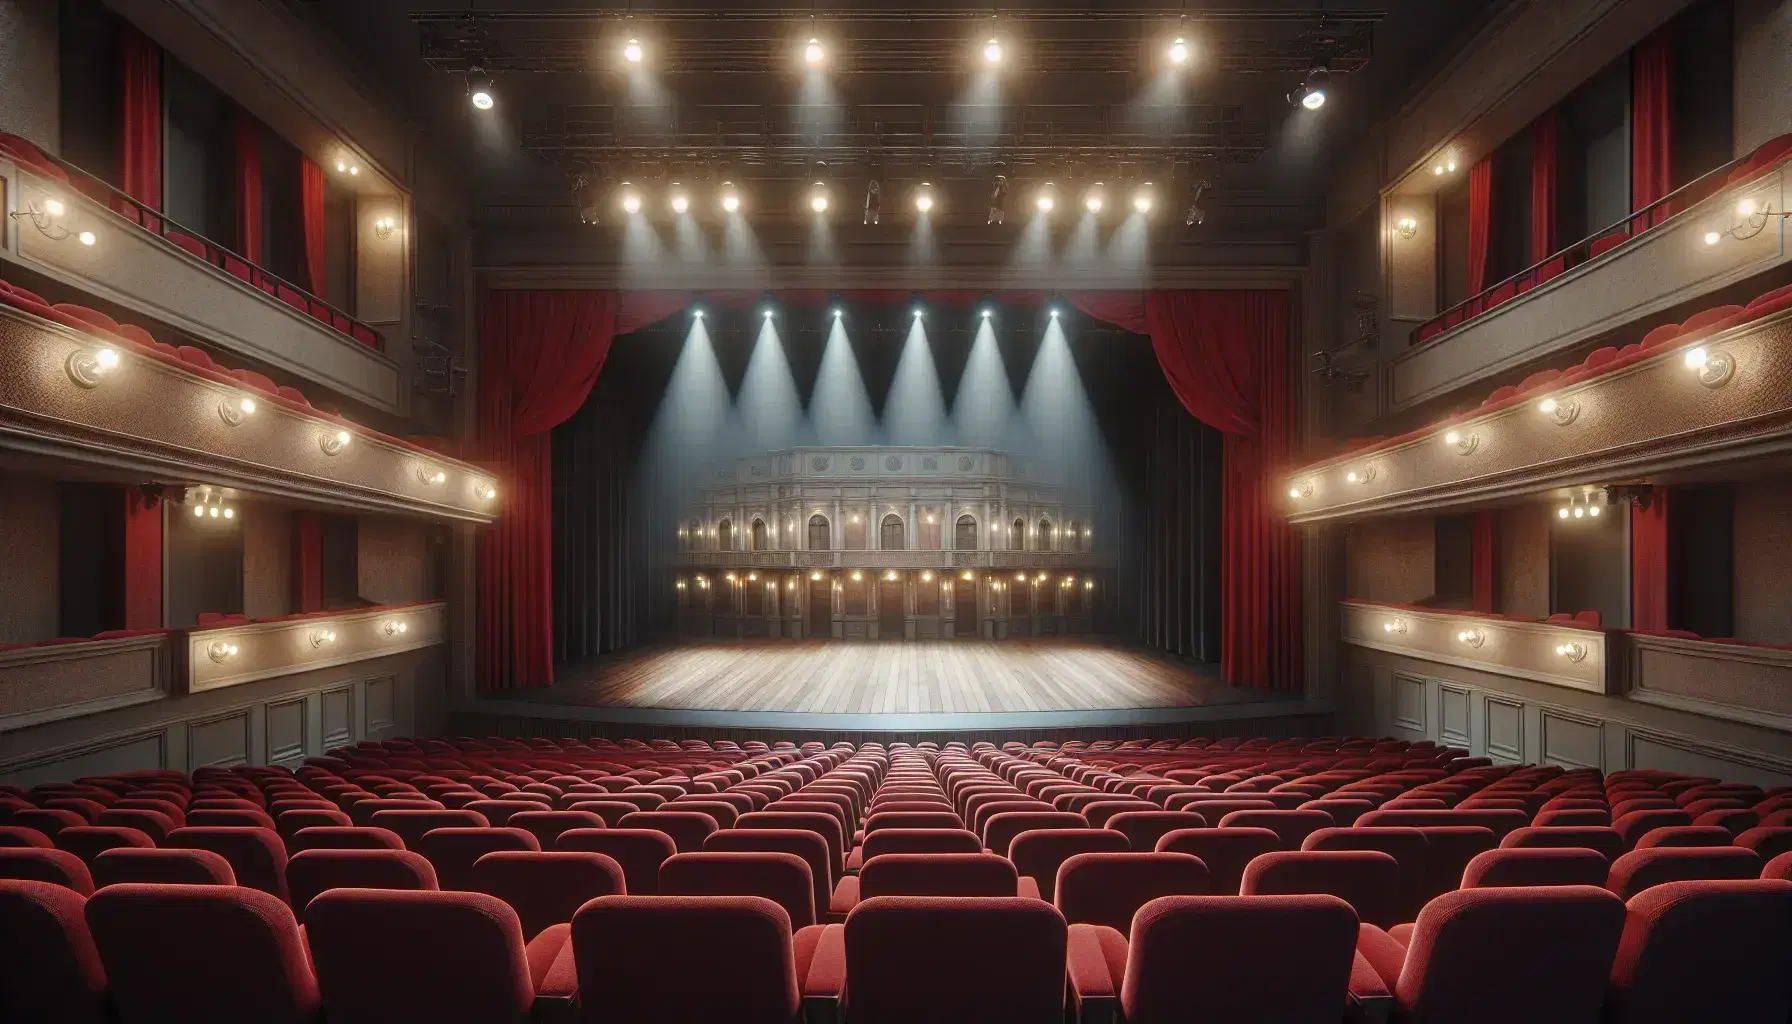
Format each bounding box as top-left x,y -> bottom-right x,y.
3,734 -> 1790,1019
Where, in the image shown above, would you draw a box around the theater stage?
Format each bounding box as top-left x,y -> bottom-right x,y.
458,639 -> 1328,736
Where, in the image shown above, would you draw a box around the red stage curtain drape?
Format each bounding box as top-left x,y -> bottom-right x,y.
1631,491 -> 1672,631
1466,158 -> 1494,293
1530,110 -> 1558,263
234,109 -> 263,261
300,158 -> 328,295
1472,510 -> 1499,613
293,512 -> 324,612
1068,290 -> 1301,691
117,27 -> 162,210
1632,28 -> 1675,230
123,492 -> 162,629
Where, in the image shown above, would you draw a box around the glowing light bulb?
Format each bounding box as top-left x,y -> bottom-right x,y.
1539,397 -> 1558,414
669,189 -> 689,214
623,39 -> 643,63
1559,507 -> 1570,519
209,506 -> 219,518
1685,347 -> 1710,370
915,186 -> 934,213
1443,431 -> 1461,445
810,187 -> 830,213
1574,506 -> 1585,518
804,38 -> 824,65
470,90 -> 494,111
194,505 -> 205,518
1289,487 -> 1302,499
621,190 -> 642,215
77,230 -> 96,246
1705,231 -> 1723,246
1588,505 -> 1601,517
720,184 -> 741,213
1168,37 -> 1189,64
239,397 -> 257,416
1036,191 -> 1055,213
1738,198 -> 1757,217
983,38 -> 1003,64
43,198 -> 65,217
1084,188 -> 1105,214
223,507 -> 234,519
94,348 -> 120,371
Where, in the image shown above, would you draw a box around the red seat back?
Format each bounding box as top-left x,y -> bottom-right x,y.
572,895 -> 800,1024
91,848 -> 235,887
1461,847 -> 1610,888
1055,851 -> 1209,932
1605,879 -> 1792,1024
1241,849 -> 1403,927
0,848 -> 94,895
659,851 -> 815,928
286,849 -> 437,910
470,850 -> 626,937
843,896 -> 1067,1024
0,879 -> 108,1024
557,828 -> 676,895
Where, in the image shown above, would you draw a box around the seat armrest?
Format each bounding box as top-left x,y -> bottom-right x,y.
531,935 -> 579,1023
1388,922 -> 1416,945
827,875 -> 860,922
1066,924 -> 1119,1024
1017,876 -> 1042,901
801,923 -> 847,1024
526,924 -> 572,990
1354,923 -> 1408,990
1345,949 -> 1393,1024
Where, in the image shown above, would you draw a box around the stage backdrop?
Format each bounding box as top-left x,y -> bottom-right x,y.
477,289 -> 1299,694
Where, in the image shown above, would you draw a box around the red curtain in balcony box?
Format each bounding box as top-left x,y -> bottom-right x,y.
1632,28 -> 1675,231
293,512 -> 323,613
1631,491 -> 1672,631
123,492 -> 162,629
300,158 -> 328,296
1530,109 -> 1558,264
234,109 -> 263,262
1466,158 -> 1494,293
1472,510 -> 1499,613
117,26 -> 162,210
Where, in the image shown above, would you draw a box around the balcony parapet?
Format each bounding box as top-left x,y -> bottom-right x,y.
0,631 -> 172,732
183,602 -> 445,695
1341,600 -> 1610,695
1623,631 -> 1792,732
677,550 -> 1114,570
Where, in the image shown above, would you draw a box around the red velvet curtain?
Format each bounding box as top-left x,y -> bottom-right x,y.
1530,110 -> 1559,263
1631,491 -> 1672,631
1472,510 -> 1499,613
1466,158 -> 1494,293
117,27 -> 162,210
300,158 -> 328,295
123,492 -> 162,629
234,109 -> 263,261
1632,29 -> 1675,230
293,512 -> 323,612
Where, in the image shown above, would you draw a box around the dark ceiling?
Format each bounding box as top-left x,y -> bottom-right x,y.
291,1 -> 1501,229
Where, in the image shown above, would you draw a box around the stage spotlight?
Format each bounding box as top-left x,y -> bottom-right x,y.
1168,37 -> 1191,65
762,308 -> 775,320
810,182 -> 830,214
981,307 -> 993,319
983,37 -> 1004,65
719,181 -> 741,213
619,184 -> 642,215
623,38 -> 644,63
831,307 -> 843,319
1290,65 -> 1330,110
691,307 -> 705,320
912,307 -> 924,320
467,69 -> 495,111
1132,183 -> 1155,215
1049,306 -> 1061,319
669,184 -> 689,214
1035,184 -> 1056,214
804,37 -> 825,66
914,182 -> 935,213
1185,180 -> 1212,226
1084,184 -> 1105,215
863,180 -> 881,224
987,174 -> 1009,225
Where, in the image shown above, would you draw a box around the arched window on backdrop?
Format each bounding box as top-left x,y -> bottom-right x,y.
808,514 -> 830,551
919,511 -> 941,549
1037,518 -> 1054,552
717,518 -> 734,552
750,518 -> 768,551
881,514 -> 905,551
956,515 -> 978,551
845,514 -> 866,550
1011,518 -> 1026,552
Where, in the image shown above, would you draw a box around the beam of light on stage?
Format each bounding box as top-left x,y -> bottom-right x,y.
1011,210 -> 1054,269
806,216 -> 838,266
673,214 -> 710,265
643,314 -> 733,497
809,311 -> 880,444
909,213 -> 940,265
620,214 -> 671,289
722,211 -> 771,283
951,314 -> 1017,448
883,314 -> 950,445
738,315 -> 804,453
1106,211 -> 1152,280
949,82 -> 1003,153
1020,312 -> 1121,527
1064,212 -> 1103,267
794,71 -> 844,141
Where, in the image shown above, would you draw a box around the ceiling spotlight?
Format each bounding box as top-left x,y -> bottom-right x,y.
804,38 -> 825,65
467,69 -> 495,111
983,38 -> 1004,64
810,183 -> 830,213
914,183 -> 935,213
1185,180 -> 1211,226
863,180 -> 881,224
1290,65 -> 1330,110
691,307 -> 705,320
1132,183 -> 1155,215
1084,185 -> 1105,214
987,174 -> 1009,225
763,308 -> 775,319
720,182 -> 741,213
619,183 -> 642,215
1168,37 -> 1191,65
831,307 -> 843,319
981,308 -> 993,319
669,185 -> 689,214
912,307 -> 924,319
1036,185 -> 1056,214
1049,307 -> 1061,319
623,38 -> 644,63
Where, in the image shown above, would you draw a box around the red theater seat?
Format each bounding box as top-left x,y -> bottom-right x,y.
91,847 -> 236,887
0,879 -> 108,1024
659,851 -> 816,927
86,884 -> 319,1024
165,826 -> 288,902
1242,849 -> 1403,928
470,850 -> 626,938
1010,828 -> 1130,902
290,825 -> 406,854
369,807 -> 491,849
842,896 -> 1067,1024
1606,847 -> 1763,899
1604,879 -> 1792,1024
1461,847 -> 1610,888
0,825 -> 52,848
1155,826 -> 1281,895
413,827 -> 539,892
617,809 -> 718,853
707,828 -> 834,916
285,848 -> 438,910
557,827 -> 676,895
1054,851 -> 1210,932
0,848 -> 95,894
54,825 -> 153,866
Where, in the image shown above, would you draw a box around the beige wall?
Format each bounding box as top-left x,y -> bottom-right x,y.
1499,503 -> 1552,619
0,0 -> 60,154
1735,0 -> 1792,154
0,474 -> 60,643
1734,476 -> 1792,643
1345,516 -> 1435,604
359,515 -> 433,605
242,503 -> 293,620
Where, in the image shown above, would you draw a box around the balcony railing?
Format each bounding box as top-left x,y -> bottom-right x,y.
1409,139 -> 1788,347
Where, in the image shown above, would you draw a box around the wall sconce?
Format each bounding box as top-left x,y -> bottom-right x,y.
962,571 -> 975,581
1537,395 -> 1580,425
1683,346 -> 1735,389
885,571 -> 899,582
1430,153 -> 1460,177
1382,618 -> 1408,635
675,578 -> 687,591
11,196 -> 96,246
1707,194 -> 1791,245
206,640 -> 239,663
66,347 -> 120,389
1288,479 -> 1315,500
191,499 -> 235,520
474,481 -> 499,501
373,215 -> 397,240
319,429 -> 352,455
383,620 -> 409,637
1456,627 -> 1486,648
921,571 -> 934,582
335,158 -> 361,177
309,629 -> 338,648
747,572 -> 758,582
1555,640 -> 1588,663
218,394 -> 257,426
417,465 -> 447,485
1442,429 -> 1479,456
1395,216 -> 1418,239
850,571 -> 863,582
1084,579 -> 1094,590
1345,466 -> 1377,485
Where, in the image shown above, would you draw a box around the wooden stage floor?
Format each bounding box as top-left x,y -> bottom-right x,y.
497,639 -> 1297,719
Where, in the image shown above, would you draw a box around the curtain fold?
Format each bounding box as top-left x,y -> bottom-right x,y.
1631,491 -> 1672,631
300,158 -> 328,296
1466,158 -> 1494,293
234,109 -> 263,262
293,512 -> 323,613
1472,510 -> 1499,613
117,26 -> 162,211
123,492 -> 162,629
1632,29 -> 1675,230
1530,110 -> 1559,264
